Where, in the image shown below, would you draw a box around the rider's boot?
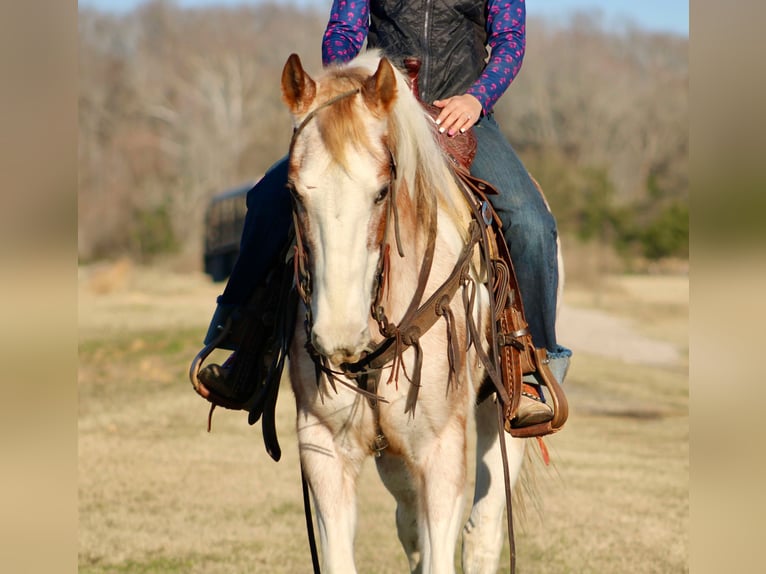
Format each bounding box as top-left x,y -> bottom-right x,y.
197,303 -> 245,402
511,354 -> 569,428
198,352 -> 239,399
513,385 -> 554,427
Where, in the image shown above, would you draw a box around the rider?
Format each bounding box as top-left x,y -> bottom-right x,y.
198,0 -> 571,427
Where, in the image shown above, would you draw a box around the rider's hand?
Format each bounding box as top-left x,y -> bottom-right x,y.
433,94 -> 483,136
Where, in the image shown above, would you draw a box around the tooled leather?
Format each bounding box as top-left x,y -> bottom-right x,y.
453,167 -> 569,438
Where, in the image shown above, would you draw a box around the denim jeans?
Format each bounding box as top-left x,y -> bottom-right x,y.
471,114 -> 570,359
214,117 -> 570,358
218,156 -> 292,306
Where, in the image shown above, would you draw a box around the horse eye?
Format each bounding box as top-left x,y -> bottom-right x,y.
374,185 -> 390,204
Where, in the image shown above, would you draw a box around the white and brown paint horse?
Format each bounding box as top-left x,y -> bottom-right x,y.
283,51 -> 525,574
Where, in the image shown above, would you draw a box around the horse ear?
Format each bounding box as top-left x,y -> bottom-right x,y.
362,57 -> 397,114
282,53 -> 316,115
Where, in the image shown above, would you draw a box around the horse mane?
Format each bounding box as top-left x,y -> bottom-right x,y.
316,51 -> 472,240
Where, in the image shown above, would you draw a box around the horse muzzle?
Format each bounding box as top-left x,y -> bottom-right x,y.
310,325 -> 371,366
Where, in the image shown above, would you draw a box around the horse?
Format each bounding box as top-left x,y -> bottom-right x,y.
283,50 -> 527,574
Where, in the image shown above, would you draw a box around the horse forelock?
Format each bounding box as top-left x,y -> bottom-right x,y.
311,68 -> 384,173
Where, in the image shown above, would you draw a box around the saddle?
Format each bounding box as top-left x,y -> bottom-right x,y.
402,57 -> 477,171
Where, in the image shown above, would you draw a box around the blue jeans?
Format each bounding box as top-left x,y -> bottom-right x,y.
215,117 -> 569,358
471,114 -> 570,359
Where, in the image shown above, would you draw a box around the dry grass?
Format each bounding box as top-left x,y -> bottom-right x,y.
78,264 -> 688,573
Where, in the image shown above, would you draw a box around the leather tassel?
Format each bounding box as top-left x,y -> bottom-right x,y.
442,305 -> 461,391
323,357 -> 339,394
404,340 -> 423,415
386,331 -> 403,389
536,436 -> 550,466
462,278 -> 475,350
207,403 -> 216,433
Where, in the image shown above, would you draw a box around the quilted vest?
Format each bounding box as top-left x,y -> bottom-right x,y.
367,0 -> 488,103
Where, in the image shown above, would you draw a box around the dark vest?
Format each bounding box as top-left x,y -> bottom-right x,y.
367,0 -> 488,104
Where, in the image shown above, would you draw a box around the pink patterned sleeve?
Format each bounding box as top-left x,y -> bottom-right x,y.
466,0 -> 526,113
322,0 -> 370,66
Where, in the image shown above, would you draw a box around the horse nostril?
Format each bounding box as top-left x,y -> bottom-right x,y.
330,349 -> 362,366
311,327 -> 369,365
312,334 -> 358,364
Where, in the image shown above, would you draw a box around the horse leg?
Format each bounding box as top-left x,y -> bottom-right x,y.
462,397 -> 526,574
418,419 -> 469,574
298,412 -> 364,574
376,453 -> 422,573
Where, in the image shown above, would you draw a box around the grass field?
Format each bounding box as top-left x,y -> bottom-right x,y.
78,265 -> 688,573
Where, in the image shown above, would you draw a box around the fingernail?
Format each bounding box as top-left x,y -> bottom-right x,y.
435,119 -> 441,125
439,127 -> 445,133
459,128 -> 466,133
448,130 -> 455,136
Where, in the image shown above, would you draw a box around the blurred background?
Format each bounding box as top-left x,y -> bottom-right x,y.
77,0 -> 688,280
77,2 -> 689,573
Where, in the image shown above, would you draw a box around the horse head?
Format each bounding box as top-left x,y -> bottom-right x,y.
281,53 -> 402,366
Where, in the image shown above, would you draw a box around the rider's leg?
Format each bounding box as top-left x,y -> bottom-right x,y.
470,114 -> 572,424
199,156 -> 292,399
471,114 -> 560,352
203,155 -> 292,348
